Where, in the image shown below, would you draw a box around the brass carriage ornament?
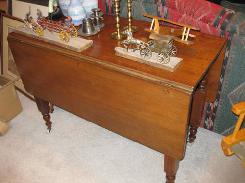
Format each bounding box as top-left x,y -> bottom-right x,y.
121,30 -> 152,58
23,12 -> 44,36
24,11 -> 78,43
120,30 -> 177,64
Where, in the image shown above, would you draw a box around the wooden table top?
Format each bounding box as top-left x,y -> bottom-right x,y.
84,15 -> 226,92
9,15 -> 226,93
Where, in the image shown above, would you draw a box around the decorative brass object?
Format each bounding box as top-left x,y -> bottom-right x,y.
144,13 -> 199,45
123,0 -> 137,32
121,30 -> 177,64
111,0 -> 125,40
24,9 -> 78,42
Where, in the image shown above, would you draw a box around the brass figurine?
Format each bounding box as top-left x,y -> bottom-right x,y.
121,30 -> 177,64
121,30 -> 151,59
24,9 -> 78,43
144,13 -> 199,45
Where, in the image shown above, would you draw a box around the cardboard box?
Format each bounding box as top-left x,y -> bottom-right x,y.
0,76 -> 22,123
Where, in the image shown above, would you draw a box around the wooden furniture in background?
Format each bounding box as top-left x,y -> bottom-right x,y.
0,0 -> 7,68
1,14 -> 32,97
0,0 -> 7,13
8,16 -> 226,183
221,101 -> 245,167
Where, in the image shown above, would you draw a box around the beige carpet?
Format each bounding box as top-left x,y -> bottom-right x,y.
0,92 -> 244,183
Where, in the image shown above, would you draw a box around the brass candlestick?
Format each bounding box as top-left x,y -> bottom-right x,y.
111,0 -> 125,40
124,0 -> 137,32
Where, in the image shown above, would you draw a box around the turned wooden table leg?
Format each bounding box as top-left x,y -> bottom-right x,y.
189,79 -> 207,143
164,155 -> 179,183
35,96 -> 53,132
49,103 -> 54,113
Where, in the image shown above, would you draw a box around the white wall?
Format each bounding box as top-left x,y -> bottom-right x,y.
12,0 -> 48,20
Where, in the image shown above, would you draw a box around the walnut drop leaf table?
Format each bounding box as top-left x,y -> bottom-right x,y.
8,15 -> 226,183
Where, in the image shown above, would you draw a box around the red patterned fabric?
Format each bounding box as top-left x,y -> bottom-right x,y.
162,0 -> 222,23
159,6 -> 222,36
99,0 -> 234,37
156,0 -> 234,36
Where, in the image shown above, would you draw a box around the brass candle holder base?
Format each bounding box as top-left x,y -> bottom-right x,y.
111,31 -> 126,40
123,25 -> 138,33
